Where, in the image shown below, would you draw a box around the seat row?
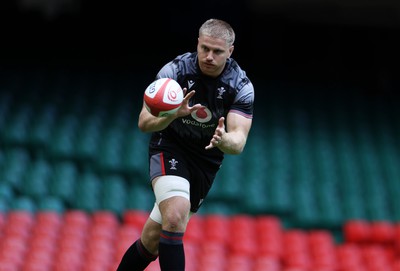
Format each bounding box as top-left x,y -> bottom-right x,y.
1,210 -> 400,271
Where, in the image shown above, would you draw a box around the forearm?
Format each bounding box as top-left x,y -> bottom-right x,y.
138,107 -> 177,133
218,131 -> 247,155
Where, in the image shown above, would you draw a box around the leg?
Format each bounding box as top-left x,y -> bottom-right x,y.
116,207 -> 161,271
153,176 -> 191,271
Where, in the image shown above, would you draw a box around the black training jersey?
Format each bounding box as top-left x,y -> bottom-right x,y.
149,52 -> 254,164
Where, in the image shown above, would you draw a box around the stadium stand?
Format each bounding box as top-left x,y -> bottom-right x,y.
1,210 -> 400,270
0,66 -> 399,270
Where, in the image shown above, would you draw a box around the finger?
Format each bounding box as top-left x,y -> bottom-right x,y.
213,134 -> 221,142
218,117 -> 225,128
184,90 -> 196,100
205,142 -> 215,150
205,137 -> 219,150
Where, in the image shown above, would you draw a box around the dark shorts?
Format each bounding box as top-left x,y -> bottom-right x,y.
149,147 -> 221,213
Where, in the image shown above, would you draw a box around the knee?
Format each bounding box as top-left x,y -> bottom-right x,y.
160,198 -> 190,232
152,176 -> 191,231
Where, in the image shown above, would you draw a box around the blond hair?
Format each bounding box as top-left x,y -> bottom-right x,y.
199,19 -> 235,47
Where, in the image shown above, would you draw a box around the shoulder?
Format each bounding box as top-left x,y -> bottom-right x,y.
224,58 -> 254,93
157,52 -> 197,79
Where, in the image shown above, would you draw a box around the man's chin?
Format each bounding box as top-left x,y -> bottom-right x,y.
200,66 -> 215,76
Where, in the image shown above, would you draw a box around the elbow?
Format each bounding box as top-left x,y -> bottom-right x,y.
137,121 -> 149,133
232,146 -> 244,155
231,137 -> 247,154
224,143 -> 245,155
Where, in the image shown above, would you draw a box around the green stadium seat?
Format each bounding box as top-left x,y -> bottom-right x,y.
72,171 -> 101,212
212,155 -> 242,201
121,130 -> 149,175
316,182 -> 343,228
342,195 -> 367,220
37,196 -> 65,213
0,182 -> 14,207
96,127 -> 124,173
101,175 -> 127,215
47,114 -> 79,159
20,159 -> 52,200
125,184 -> 154,211
243,177 -> 269,214
74,115 -> 103,164
1,104 -> 33,146
10,196 -> 36,212
292,183 -> 320,228
0,148 -> 30,190
27,104 -> 58,150
49,161 -> 78,205
199,201 -> 236,216
267,174 -> 293,215
0,199 -> 7,212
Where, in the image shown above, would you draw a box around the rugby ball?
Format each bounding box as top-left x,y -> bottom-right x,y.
144,78 -> 184,117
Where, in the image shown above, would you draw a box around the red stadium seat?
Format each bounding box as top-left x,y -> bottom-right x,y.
361,244 -> 391,271
253,255 -> 280,271
0,235 -> 27,269
392,259 -> 400,271
308,230 -> 337,270
185,215 -> 204,243
122,210 -> 148,228
282,230 -> 311,270
53,246 -> 85,271
203,214 -> 229,244
64,210 -> 91,228
256,216 -> 283,257
113,224 -> 141,263
0,212 -> 6,231
92,211 -> 119,228
3,211 -> 34,238
225,254 -> 253,271
228,215 -> 257,256
343,219 -> 371,244
370,220 -> 395,244
336,244 -> 363,271
22,258 -> 53,271
198,251 -> 226,271
394,223 -> 400,254
36,211 -> 62,228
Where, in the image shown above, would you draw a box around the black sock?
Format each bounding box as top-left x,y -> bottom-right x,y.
158,230 -> 185,271
116,239 -> 157,271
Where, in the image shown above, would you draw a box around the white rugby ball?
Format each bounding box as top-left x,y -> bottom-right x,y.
144,78 -> 184,117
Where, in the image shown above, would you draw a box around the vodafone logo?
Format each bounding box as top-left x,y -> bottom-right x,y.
191,107 -> 212,123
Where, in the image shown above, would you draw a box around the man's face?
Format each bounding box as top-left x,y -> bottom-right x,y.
197,35 -> 234,77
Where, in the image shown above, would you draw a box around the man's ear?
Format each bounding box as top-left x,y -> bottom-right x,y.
228,45 -> 234,58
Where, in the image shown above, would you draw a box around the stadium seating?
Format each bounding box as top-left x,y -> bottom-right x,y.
1,68 -> 400,270
0,211 -> 400,270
